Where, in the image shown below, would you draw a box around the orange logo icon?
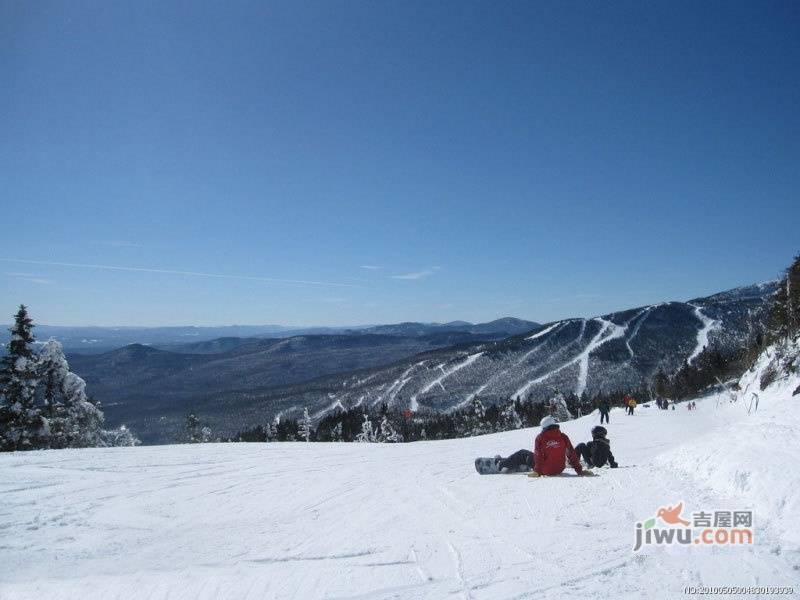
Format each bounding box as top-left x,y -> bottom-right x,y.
657,502 -> 690,526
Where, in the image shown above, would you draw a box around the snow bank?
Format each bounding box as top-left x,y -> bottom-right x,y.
655,339 -> 800,551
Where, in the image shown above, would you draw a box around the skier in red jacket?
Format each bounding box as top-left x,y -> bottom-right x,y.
528,416 -> 591,477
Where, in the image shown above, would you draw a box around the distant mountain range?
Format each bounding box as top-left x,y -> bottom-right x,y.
0,318 -> 540,354
60,283 -> 774,444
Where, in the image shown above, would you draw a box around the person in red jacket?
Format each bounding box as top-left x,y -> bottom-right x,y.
528,416 -> 591,477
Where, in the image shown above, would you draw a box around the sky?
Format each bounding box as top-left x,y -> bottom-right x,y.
1,1 -> 798,327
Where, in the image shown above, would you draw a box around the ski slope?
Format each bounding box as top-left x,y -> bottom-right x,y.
687,304 -> 721,365
2,363 -> 798,599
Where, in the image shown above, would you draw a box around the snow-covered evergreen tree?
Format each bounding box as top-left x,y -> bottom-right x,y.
462,397 -> 488,436
38,338 -> 67,447
38,338 -> 133,449
60,371 -> 104,448
101,425 -> 141,447
377,415 -> 403,443
0,306 -> 46,451
331,422 -> 343,442
550,391 -> 573,422
355,413 -> 375,442
185,413 -> 202,442
299,408 -> 312,442
499,401 -> 522,431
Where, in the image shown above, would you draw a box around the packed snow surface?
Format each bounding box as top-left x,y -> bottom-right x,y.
2,364 -> 799,599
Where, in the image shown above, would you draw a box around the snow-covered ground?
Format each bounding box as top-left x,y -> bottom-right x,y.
2,354 -> 799,599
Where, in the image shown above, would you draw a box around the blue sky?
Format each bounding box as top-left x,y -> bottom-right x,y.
1,1 -> 798,327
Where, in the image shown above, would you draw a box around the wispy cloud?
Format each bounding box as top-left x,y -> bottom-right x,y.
93,240 -> 142,248
0,258 -> 359,288
390,266 -> 441,280
5,272 -> 55,285
359,265 -> 383,270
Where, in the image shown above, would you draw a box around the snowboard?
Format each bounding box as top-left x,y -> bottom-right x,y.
474,456 -> 531,475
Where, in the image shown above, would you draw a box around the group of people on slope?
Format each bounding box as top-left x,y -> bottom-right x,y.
655,397 -> 674,410
494,416 -> 618,477
595,394 -> 637,423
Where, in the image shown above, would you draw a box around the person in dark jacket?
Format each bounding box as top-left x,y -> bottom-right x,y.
575,425 -> 618,468
597,398 -> 611,424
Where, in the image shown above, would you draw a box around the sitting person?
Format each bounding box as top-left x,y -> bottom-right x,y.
488,416 -> 591,476
575,425 -> 618,468
529,415 -> 589,477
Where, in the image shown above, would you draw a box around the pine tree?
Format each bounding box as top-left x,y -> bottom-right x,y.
550,391 -> 573,422
787,254 -> 800,336
0,306 -> 46,451
299,408 -> 312,442
769,255 -> 800,340
378,415 -> 403,442
652,369 -> 670,399
101,425 -> 141,447
499,401 -> 522,431
61,376 -> 104,447
36,339 -> 104,448
463,397 -> 488,436
355,413 -> 375,442
185,413 -> 202,443
37,338 -> 69,448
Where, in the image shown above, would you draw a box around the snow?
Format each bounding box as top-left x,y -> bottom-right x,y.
2,348 -> 799,599
687,304 -> 720,364
624,305 -> 659,358
513,318 -> 627,399
410,352 -> 484,411
525,321 -> 562,341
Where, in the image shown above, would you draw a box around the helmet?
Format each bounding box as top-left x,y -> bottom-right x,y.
591,425 -> 607,437
540,415 -> 557,429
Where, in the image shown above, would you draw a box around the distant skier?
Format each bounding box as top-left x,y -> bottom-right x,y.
625,395 -> 637,415
575,426 -> 618,468
528,416 -> 590,477
597,398 -> 611,424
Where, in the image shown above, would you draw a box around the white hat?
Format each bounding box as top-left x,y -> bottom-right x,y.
540,415 -> 557,429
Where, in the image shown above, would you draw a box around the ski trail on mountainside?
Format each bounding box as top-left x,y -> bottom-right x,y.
525,321 -> 562,341
513,318 -> 627,399
624,307 -> 653,358
378,363 -> 424,407
457,322 -> 569,410
410,352 -> 484,411
687,304 -> 720,364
